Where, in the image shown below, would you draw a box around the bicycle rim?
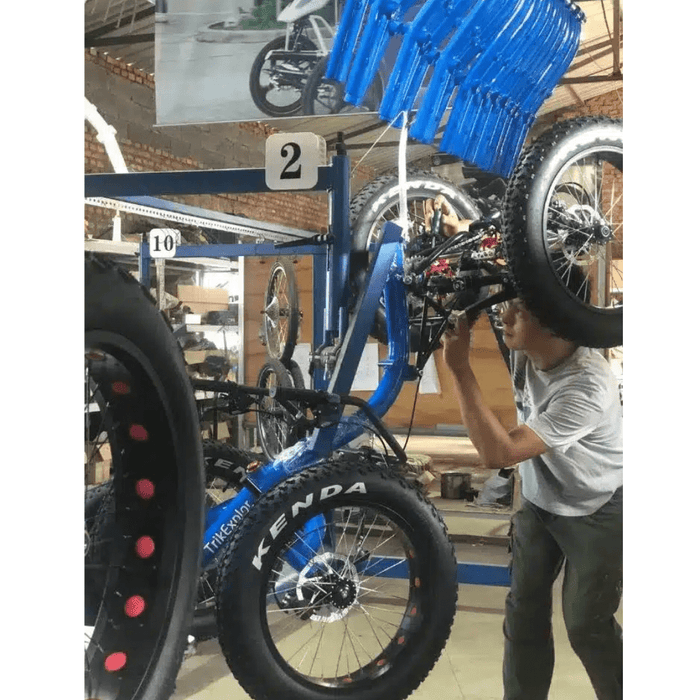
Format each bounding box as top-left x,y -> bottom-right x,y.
264,505 -> 420,684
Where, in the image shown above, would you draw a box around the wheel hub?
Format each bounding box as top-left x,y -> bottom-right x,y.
328,575 -> 357,610
263,297 -> 280,326
294,552 -> 361,622
595,222 -> 613,242
553,204 -> 613,264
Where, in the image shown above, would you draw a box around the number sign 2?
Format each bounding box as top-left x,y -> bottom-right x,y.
149,228 -> 181,258
265,133 -> 326,190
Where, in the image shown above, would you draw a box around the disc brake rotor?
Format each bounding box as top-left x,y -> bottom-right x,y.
553,203 -> 611,266
294,552 -> 361,623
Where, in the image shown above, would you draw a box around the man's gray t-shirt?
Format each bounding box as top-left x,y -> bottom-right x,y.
512,347 -> 622,516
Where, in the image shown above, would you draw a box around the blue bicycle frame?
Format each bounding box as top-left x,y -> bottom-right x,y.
85,149 -> 513,585
86,150 -> 419,574
200,218 -> 411,569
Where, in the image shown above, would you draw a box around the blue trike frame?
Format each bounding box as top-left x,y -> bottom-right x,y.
85,150 -> 511,587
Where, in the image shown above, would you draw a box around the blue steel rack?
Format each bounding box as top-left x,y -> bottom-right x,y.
84,153 -> 511,588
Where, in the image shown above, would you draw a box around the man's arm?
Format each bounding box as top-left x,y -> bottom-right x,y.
449,362 -> 547,469
443,316 -> 547,470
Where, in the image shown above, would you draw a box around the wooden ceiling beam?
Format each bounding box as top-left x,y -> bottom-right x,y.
612,0 -> 622,74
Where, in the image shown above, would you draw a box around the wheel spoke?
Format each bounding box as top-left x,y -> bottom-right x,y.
264,506 -> 414,681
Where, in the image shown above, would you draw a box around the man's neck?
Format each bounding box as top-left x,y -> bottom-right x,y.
526,339 -> 578,371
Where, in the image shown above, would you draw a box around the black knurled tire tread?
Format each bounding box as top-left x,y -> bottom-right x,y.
85,253 -> 204,700
85,480 -> 114,517
87,253 -> 191,365
502,116 -> 623,347
215,452 -> 458,700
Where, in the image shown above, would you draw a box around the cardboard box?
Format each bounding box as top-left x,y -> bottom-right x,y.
85,442 -> 112,484
184,350 -> 207,364
213,422 -> 230,440
177,285 -> 229,314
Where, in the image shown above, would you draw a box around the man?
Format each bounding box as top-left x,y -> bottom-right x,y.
429,196 -> 623,700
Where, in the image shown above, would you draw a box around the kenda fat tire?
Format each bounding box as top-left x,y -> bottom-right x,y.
215,452 -> 458,700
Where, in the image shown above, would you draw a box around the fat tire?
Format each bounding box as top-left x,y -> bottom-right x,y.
216,453 -> 458,700
350,171 -> 483,347
249,35 -> 319,117
301,55 -> 382,115
503,117 -> 623,347
202,439 -> 259,489
85,255 -> 204,700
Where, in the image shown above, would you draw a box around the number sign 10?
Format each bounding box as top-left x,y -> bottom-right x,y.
149,228 -> 181,258
265,133 -> 326,190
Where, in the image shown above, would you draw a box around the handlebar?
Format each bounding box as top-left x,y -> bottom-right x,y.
190,378 -> 408,462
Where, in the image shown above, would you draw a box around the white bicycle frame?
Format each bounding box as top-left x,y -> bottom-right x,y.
279,0 -> 338,55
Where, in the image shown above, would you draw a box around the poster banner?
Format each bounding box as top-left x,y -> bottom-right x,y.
155,0 -> 346,125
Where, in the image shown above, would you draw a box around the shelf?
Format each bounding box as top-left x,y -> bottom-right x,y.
186,325 -> 239,332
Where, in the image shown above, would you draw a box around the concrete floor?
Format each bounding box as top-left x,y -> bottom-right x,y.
172,540 -> 622,700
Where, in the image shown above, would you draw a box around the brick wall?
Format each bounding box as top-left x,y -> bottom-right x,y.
534,86 -> 623,135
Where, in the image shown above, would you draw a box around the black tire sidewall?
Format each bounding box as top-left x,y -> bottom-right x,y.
249,35 -> 318,117
216,461 -> 457,700
504,118 -> 623,347
85,257 -> 204,700
203,439 -> 258,487
256,358 -> 295,461
193,442 -> 266,641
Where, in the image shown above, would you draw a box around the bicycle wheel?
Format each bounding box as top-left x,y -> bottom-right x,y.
192,440 -> 264,641
285,357 -> 306,390
249,35 -> 320,117
216,452 -> 458,700
85,255 -> 204,700
350,171 -> 483,348
262,259 -> 300,363
301,55 -> 382,115
503,117 -> 623,347
256,359 -> 299,461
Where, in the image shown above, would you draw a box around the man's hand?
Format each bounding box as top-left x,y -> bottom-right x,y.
424,195 -> 472,237
442,312 -> 475,374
